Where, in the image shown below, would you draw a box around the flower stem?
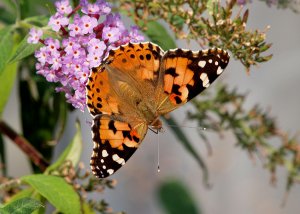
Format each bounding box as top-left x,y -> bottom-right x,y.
68,4 -> 82,18
0,120 -> 49,172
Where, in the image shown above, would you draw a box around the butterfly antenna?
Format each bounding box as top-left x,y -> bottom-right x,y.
157,131 -> 160,173
165,124 -> 207,131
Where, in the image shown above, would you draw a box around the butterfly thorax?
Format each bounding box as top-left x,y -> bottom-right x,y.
105,64 -> 159,124
149,116 -> 163,130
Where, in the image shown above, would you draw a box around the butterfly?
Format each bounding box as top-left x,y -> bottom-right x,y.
86,42 -> 229,178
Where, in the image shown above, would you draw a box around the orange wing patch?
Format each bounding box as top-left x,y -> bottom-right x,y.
105,42 -> 163,83
96,117 -> 140,150
86,67 -> 120,116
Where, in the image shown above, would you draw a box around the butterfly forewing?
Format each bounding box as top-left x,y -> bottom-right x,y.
105,42 -> 164,86
156,48 -> 230,114
86,67 -> 121,116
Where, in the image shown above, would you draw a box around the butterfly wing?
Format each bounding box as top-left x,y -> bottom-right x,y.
86,42 -> 164,177
91,115 -> 147,178
156,48 -> 230,114
105,42 -> 164,87
86,42 -> 164,117
86,67 -> 120,116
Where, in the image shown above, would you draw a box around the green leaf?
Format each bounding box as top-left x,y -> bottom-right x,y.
9,189 -> 46,214
144,21 -> 176,51
25,15 -> 50,27
22,174 -> 81,214
0,197 -> 43,214
0,62 -> 18,117
46,120 -> 83,173
169,14 -> 185,30
0,7 -> 16,24
163,116 -> 210,187
19,0 -> 54,19
7,188 -> 34,203
0,26 -> 14,74
0,0 -> 16,15
8,35 -> 42,63
158,180 -> 201,214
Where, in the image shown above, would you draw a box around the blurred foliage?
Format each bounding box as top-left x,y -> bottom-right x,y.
188,85 -> 300,189
158,180 -> 201,214
259,0 -> 300,13
119,0 -> 272,73
0,0 -> 299,213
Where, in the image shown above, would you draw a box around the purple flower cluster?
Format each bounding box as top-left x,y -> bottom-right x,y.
27,0 -> 144,111
236,0 -> 252,5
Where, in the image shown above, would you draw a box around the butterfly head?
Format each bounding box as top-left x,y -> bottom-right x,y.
149,117 -> 163,132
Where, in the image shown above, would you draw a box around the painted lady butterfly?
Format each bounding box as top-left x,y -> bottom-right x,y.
86,42 -> 229,178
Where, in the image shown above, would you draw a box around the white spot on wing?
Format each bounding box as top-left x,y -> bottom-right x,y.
203,78 -> 209,87
215,61 -> 219,66
101,159 -> 104,163
107,169 -> 114,175
200,73 -> 210,87
102,150 -> 108,157
208,59 -> 213,63
200,73 -> 207,81
112,154 -> 126,165
102,165 -> 106,169
198,61 -> 206,68
217,66 -> 223,75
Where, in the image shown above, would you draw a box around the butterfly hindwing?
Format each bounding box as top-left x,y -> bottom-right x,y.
157,48 -> 230,114
91,115 -> 147,178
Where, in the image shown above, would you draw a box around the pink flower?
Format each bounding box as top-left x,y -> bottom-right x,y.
88,38 -> 106,54
55,0 -> 72,15
27,28 -> 43,44
28,0 -> 145,111
48,13 -> 69,32
81,15 -> 98,34
35,47 -> 48,65
87,51 -> 102,68
44,38 -> 60,54
62,38 -> 81,54
102,26 -> 120,43
129,26 -> 145,42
